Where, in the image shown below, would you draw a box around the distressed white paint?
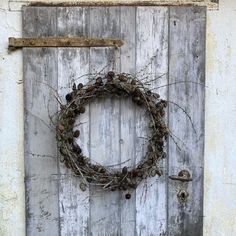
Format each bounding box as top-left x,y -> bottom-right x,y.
0,0 -> 236,235
135,7 -> 168,235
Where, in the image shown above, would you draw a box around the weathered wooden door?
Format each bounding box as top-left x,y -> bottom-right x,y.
24,6 -> 205,236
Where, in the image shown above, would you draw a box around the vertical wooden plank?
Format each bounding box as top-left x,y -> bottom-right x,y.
23,7 -> 59,236
135,7 -> 169,236
57,7 -> 90,236
168,6 -> 206,236
89,7 -> 121,236
119,7 -> 136,236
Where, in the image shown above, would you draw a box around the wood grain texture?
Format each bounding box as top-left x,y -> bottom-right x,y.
9,37 -> 124,50
57,7 -> 90,236
119,7 -> 136,236
23,7 -> 59,236
167,6 -> 206,236
23,6 -> 206,236
89,7 -> 121,236
135,7 -> 169,236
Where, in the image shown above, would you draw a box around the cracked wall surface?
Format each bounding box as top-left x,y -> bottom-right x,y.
0,0 -> 236,235
0,1 -> 24,236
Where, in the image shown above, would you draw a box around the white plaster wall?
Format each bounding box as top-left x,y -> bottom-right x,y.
204,0 -> 236,235
0,1 -> 25,236
0,0 -> 235,235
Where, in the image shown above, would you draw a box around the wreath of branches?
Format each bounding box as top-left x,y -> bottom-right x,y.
57,71 -> 169,194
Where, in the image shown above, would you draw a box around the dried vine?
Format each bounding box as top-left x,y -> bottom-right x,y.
57,71 -> 168,193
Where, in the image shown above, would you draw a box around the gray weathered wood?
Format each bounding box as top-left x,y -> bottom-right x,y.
57,7 -> 90,236
119,6 -> 136,236
168,6 -> 206,236
23,7 -> 59,236
135,7 -> 169,236
23,6 -> 206,236
89,7 -> 121,235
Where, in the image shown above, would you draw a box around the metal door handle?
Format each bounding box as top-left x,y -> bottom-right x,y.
169,170 -> 192,182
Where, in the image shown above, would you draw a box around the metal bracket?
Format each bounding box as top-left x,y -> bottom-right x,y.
8,37 -> 124,51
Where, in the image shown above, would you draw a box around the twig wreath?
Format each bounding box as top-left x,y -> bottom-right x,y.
57,71 -> 169,194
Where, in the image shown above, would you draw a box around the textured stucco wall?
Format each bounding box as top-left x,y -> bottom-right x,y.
0,1 -> 25,236
204,1 -> 236,235
0,0 -> 235,235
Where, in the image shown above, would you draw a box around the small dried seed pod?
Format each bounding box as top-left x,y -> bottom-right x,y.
136,99 -> 143,106
68,118 -> 75,126
73,130 -> 80,138
60,147 -> 68,156
150,168 -> 157,177
58,124 -> 65,131
147,158 -> 154,165
122,166 -> 128,175
148,144 -> 154,152
156,169 -> 163,176
70,102 -> 77,110
74,108 -> 80,114
86,85 -> 95,93
77,154 -> 84,162
162,152 -> 167,159
67,110 -> 75,118
137,164 -> 143,170
160,110 -> 165,117
129,182 -> 137,189
72,83 -> 76,91
68,137 -> 73,144
153,93 -> 160,99
118,74 -> 128,82
157,140 -> 164,146
137,171 -> 144,177
99,178 -> 107,183
162,100 -> 168,107
145,89 -> 152,96
126,178 -> 132,185
132,96 -> 141,103
64,161 -> 70,169
93,165 -> 99,171
107,71 -> 115,78
79,106 -> 86,114
125,193 -> 131,199
86,177 -> 92,183
122,185 -> 128,191
107,77 -> 113,83
95,77 -> 103,85
131,79 -> 136,85
118,186 -> 123,190
73,144 -> 82,154
149,122 -> 155,128
131,170 -> 138,177
79,182 -> 87,192
98,167 -> 106,173
65,93 -> 73,102
77,83 -> 83,90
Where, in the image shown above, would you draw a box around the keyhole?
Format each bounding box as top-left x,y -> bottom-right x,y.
177,189 -> 189,203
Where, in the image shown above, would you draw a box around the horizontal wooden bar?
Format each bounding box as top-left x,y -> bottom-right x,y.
8,37 -> 124,50
26,0 -> 218,9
